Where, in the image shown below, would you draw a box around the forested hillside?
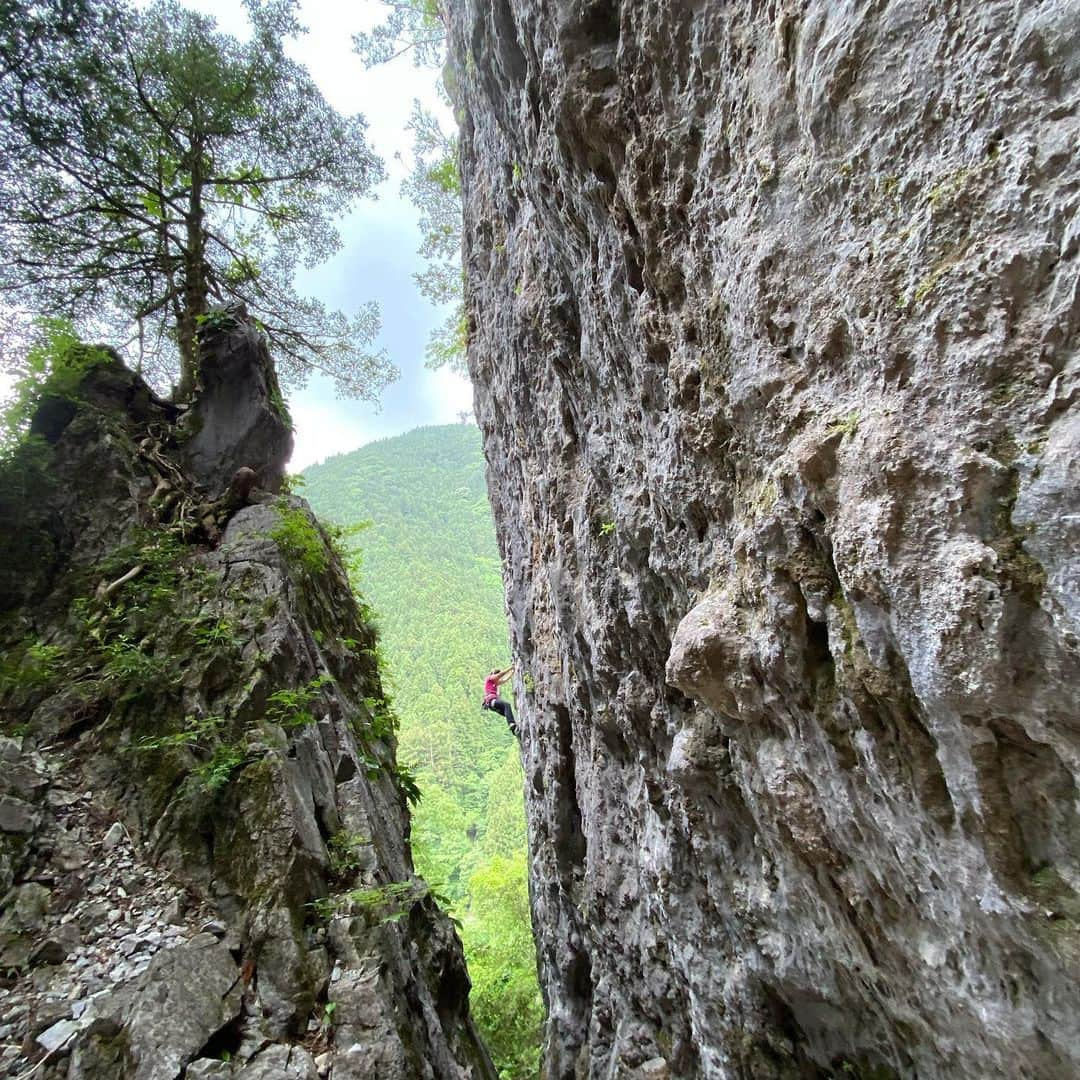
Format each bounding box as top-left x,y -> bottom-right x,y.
303,423 -> 541,1076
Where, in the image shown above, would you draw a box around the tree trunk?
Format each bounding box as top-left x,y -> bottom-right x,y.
174,145 -> 208,401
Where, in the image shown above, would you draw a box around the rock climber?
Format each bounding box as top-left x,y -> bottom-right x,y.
482,666 -> 518,736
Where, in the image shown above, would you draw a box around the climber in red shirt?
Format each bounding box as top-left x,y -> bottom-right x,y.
482,666 -> 518,736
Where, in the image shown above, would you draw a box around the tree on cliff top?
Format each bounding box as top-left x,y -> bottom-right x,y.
0,0 -> 395,400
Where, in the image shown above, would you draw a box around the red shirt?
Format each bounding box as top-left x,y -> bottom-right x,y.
483,676 -> 499,702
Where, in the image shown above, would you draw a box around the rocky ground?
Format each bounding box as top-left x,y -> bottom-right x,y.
0,736 -> 228,1077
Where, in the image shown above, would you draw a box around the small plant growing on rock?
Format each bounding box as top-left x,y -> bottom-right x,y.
265,674 -> 333,728
135,712 -> 226,753
270,500 -> 329,577
0,639 -> 66,694
0,318 -> 113,454
99,634 -> 171,686
361,694 -> 398,740
827,412 -> 860,440
395,761 -> 423,807
132,713 -> 248,794
194,743 -> 247,792
327,830 -> 371,879
279,472 -> 306,494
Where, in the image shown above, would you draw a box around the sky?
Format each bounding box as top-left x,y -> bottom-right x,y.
176,0 -> 474,469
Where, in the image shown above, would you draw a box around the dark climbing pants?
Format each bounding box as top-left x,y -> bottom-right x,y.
487,698 -> 517,735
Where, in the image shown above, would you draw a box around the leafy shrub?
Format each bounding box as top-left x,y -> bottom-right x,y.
327,830 -> 371,879
1,318 -> 113,454
271,500 -> 329,577
0,638 -> 66,695
265,674 -> 333,728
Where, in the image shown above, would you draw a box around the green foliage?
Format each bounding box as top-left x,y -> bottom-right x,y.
353,0 -> 446,69
1,319 -> 113,454
598,520 -> 616,537
356,6 -> 465,377
265,674 -> 333,728
135,712 -> 225,753
401,103 -> 466,375
268,384 -> 294,431
327,830 -> 371,879
395,760 -> 423,807
271,501 -> 329,577
193,742 -> 247,792
827,412 -> 860,439
0,638 -> 66,695
64,529 -> 196,700
99,634 -> 170,686
0,0 -> 393,398
132,711 -> 245,793
461,851 -> 544,1078
189,617 -> 240,653
315,877 -> 442,927
323,518 -> 370,578
303,425 -> 543,1075
279,472 -> 306,495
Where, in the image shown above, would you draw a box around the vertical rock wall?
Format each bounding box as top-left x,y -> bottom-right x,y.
450,1 -> 1080,1077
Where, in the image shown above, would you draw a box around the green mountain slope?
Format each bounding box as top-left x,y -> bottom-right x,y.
303,423 -> 540,1076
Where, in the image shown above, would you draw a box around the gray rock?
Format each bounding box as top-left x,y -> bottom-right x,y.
3,881 -> 51,931
450,0 -> 1080,1076
101,822 -> 126,851
30,922 -> 80,966
29,1000 -> 71,1038
182,307 -> 293,495
235,1044 -> 319,1079
0,795 -> 39,835
0,324 -> 495,1079
74,934 -> 241,1080
1,762 -> 50,801
36,1016 -> 84,1053
184,1061 -> 233,1079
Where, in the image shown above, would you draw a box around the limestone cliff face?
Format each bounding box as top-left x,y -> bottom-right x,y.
0,323 -> 494,1079
450,2 -> 1080,1077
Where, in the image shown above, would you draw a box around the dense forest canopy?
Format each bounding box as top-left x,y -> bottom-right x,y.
303,423 -> 543,1077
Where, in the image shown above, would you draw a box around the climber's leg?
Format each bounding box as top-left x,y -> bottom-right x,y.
491,698 -> 518,736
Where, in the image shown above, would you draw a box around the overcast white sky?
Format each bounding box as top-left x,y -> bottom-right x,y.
179,0 -> 473,469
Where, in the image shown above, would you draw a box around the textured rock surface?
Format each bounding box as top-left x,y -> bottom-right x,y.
451,1 -> 1080,1077
181,304 -> 293,495
0,327 -> 494,1078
